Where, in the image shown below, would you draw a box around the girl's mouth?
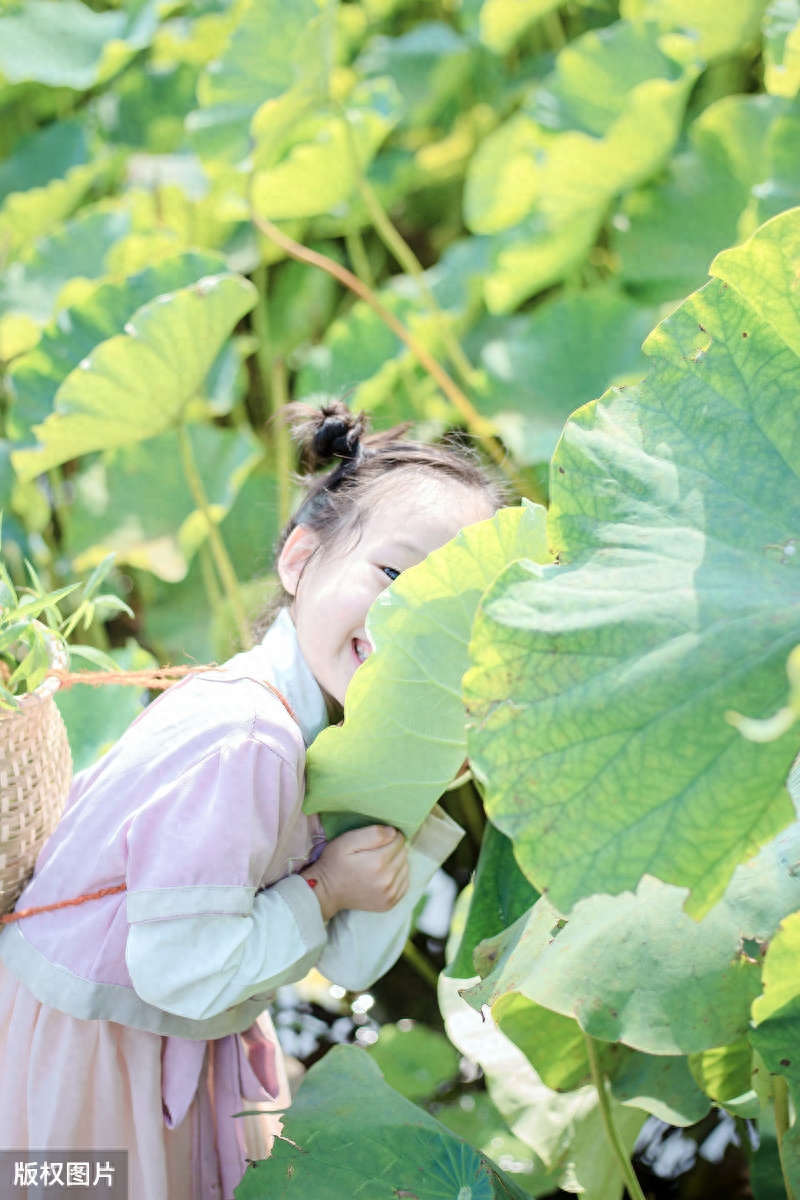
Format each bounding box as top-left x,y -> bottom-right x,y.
352,638 -> 370,665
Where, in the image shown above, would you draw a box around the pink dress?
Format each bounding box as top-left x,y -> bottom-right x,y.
0,609 -> 463,1200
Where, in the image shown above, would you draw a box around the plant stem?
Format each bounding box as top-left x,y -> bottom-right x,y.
774,1075 -> 796,1200
339,111 -> 478,390
251,212 -> 525,492
198,541 -> 223,617
402,939 -> 440,990
345,227 -> 374,288
584,1033 -> 647,1200
270,356 -> 293,528
251,263 -> 272,430
177,423 -> 252,650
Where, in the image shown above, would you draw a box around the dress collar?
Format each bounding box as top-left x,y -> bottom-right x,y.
254,608 -> 329,747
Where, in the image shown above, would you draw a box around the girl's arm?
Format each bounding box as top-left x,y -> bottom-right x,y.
315,805 -> 463,992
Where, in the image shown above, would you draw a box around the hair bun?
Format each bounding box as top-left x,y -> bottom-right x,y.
287,401 -> 368,472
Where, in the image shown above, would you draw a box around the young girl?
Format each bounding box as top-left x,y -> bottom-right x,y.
0,403 -> 506,1200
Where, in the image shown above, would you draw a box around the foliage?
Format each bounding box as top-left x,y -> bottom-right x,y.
233,1045 -> 533,1200
3,0 -> 800,1195
0,546 -> 129,709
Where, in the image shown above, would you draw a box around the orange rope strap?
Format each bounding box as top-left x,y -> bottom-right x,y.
1,884 -> 127,925
1,673 -> 299,924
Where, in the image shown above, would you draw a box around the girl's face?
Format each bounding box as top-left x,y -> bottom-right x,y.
278,481 -> 495,705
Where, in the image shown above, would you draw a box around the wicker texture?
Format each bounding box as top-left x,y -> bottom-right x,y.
0,675 -> 72,917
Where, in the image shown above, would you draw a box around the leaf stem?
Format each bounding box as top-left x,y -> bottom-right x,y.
270,356 -> 293,528
345,227 -> 374,288
251,212 -> 524,491
584,1033 -> 647,1200
774,1075 -> 795,1200
402,939 -> 440,990
177,423 -> 252,650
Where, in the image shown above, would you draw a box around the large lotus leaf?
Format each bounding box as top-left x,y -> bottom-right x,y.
765,0 -> 800,97
12,273 -> 257,481
251,79 -> 403,222
435,1092 -> 553,1189
56,639 -> 157,772
190,0 -> 326,164
357,22 -> 474,129
752,910 -> 800,1193
8,251 -> 227,443
439,975 -> 645,1200
447,821 -> 539,979
471,289 -> 656,465
0,0 -> 161,89
466,208 -> 800,916
614,94 -> 791,299
0,208 -> 132,325
464,21 -> 695,236
620,0 -> 768,63
304,503 -> 549,838
464,822 -> 800,1055
478,0 -> 561,54
64,425 -> 264,582
233,1045 -> 532,1200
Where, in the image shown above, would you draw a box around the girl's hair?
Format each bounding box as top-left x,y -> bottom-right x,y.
257,401 -> 511,629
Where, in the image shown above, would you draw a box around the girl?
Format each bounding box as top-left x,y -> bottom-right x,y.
0,403 -> 506,1200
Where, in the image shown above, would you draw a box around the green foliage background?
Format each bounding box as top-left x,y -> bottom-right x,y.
3,0 -> 800,1196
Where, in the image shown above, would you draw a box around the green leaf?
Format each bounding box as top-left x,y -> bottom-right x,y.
56,639 -> 157,771
608,1047 -> 711,1126
357,22 -> 474,129
190,0 -> 328,164
12,273 -> 258,481
304,503 -> 549,838
614,95 -> 800,300
752,910 -> 800,1194
764,0 -> 800,97
466,208 -> 800,917
8,251 -> 227,442
64,426 -> 264,582
439,977 -> 645,1200
471,290 -> 656,464
464,822 -> 800,1056
233,1045 -> 533,1200
464,21 -> 696,232
66,643 -> 119,672
0,0 -> 161,90
620,0 -> 769,64
141,461 -> 280,664
367,1022 -> 459,1103
447,821 -> 539,979
477,0 -> 561,54
481,209 -> 603,314
0,208 -> 132,325
688,1039 -> 759,1116
251,78 -> 403,222
0,120 -> 89,205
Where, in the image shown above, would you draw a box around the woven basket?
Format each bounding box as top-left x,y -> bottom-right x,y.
0,640 -> 72,917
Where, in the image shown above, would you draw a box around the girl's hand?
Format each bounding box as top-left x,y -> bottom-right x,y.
300,825 -> 409,921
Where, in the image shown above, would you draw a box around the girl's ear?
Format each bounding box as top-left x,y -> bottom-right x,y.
277,525 -> 319,596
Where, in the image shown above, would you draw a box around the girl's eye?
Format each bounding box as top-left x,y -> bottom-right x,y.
382,566 -> 401,582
